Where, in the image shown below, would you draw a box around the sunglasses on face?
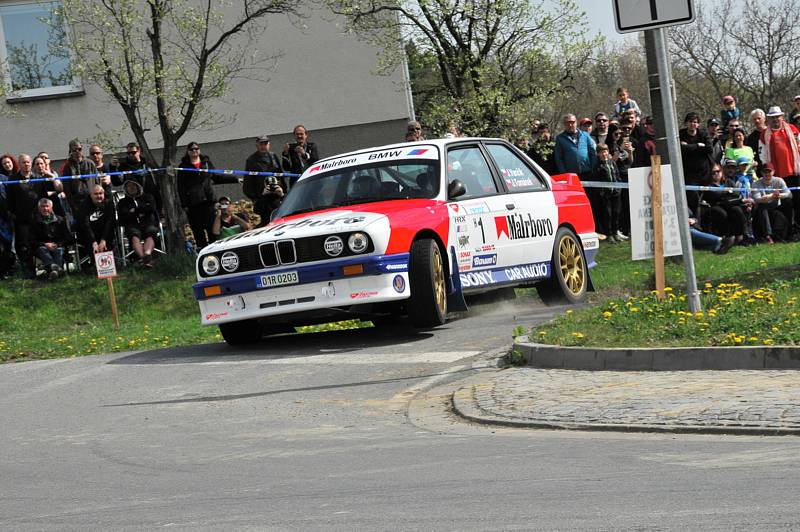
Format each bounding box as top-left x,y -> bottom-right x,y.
90,151 -> 102,156
189,147 -> 200,151
127,151 -> 138,155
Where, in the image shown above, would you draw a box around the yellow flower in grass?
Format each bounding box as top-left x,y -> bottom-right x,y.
734,336 -> 744,344
602,311 -> 613,319
763,339 -> 774,345
538,331 -> 547,337
572,332 -> 585,339
749,337 -> 758,342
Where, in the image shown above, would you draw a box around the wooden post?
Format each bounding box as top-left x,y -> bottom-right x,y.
107,277 -> 120,329
651,155 -> 666,300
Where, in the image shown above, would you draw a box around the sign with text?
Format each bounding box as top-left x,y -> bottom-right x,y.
629,165 -> 682,260
613,0 -> 695,34
94,251 -> 117,279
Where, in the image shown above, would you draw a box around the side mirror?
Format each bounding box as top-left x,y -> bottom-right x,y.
448,179 -> 466,199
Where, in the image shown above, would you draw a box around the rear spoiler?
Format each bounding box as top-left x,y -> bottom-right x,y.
549,172 -> 586,192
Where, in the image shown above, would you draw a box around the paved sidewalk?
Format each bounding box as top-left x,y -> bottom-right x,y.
452,367 -> 800,435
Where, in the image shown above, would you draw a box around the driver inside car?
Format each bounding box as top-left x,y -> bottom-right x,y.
350,174 -> 381,200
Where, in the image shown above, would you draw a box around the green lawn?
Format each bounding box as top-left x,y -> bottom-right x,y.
531,240 -> 800,347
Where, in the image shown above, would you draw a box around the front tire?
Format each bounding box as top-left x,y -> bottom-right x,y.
219,319 -> 264,345
408,239 -> 447,327
537,226 -> 588,305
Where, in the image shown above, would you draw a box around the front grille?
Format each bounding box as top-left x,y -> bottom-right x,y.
259,242 -> 278,267
199,232 -> 375,278
277,240 -> 296,264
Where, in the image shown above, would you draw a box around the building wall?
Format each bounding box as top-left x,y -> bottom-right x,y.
0,4 -> 411,164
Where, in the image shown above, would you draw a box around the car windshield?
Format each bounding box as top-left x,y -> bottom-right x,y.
276,160 -> 440,218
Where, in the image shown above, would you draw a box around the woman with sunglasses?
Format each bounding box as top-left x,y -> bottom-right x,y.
177,142 -> 238,250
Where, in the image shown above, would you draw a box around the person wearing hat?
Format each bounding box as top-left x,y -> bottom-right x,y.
211,196 -> 251,241
752,162 -> 793,243
117,179 -> 159,266
702,161 -> 748,247
244,135 -> 286,227
176,142 -> 238,250
707,118 -> 724,164
59,138 -> 100,221
720,95 -> 742,130
578,117 -> 593,134
759,105 -> 800,234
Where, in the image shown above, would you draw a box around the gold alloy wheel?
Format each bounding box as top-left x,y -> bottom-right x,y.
558,234 -> 586,295
432,246 -> 447,313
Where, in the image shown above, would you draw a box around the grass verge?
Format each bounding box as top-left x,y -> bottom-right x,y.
532,241 -> 800,347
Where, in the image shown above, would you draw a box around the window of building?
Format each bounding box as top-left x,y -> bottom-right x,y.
0,1 -> 82,101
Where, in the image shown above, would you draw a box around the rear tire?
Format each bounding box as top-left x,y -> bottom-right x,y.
408,239 -> 447,327
219,319 -> 264,345
537,226 -> 588,305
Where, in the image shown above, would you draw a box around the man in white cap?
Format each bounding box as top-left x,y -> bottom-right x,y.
760,105 -> 800,234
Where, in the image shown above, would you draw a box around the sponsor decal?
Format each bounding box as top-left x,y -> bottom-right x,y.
368,150 -> 403,160
509,178 -> 534,187
448,204 -> 460,213
221,252 -> 239,272
455,223 -> 469,234
350,290 -> 379,299
472,254 -> 497,268
322,282 -> 336,298
264,215 -> 367,235
453,215 -> 467,223
385,263 -> 408,271
407,148 -> 428,156
458,251 -> 472,259
501,168 -> 525,178
205,312 -> 229,321
478,244 -> 496,252
458,234 -> 470,248
494,213 -> 554,240
392,275 -> 406,293
459,262 -> 550,288
582,238 -> 599,249
467,204 -> 488,214
324,235 -> 344,257
308,157 -> 357,173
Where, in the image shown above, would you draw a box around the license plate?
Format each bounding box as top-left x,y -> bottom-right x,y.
256,271 -> 299,288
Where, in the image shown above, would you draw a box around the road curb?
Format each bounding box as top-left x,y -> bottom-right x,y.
450,379 -> 800,436
515,339 -> 800,371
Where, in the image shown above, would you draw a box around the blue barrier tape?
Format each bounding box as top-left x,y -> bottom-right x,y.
0,168 -> 163,186
579,181 -> 796,193
174,167 -> 301,178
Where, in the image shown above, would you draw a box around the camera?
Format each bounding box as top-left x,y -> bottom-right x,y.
221,204 -> 229,211
267,176 -> 278,186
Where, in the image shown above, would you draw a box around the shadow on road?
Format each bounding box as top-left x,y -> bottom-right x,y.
107,323 -> 437,365
101,365 -> 475,407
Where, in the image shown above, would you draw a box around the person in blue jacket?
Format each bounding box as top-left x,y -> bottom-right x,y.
554,114 -> 597,179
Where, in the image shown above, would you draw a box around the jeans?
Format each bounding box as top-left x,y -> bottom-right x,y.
35,245 -> 63,269
690,228 -> 721,251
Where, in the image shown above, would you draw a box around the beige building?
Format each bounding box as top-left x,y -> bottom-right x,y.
0,1 -> 413,180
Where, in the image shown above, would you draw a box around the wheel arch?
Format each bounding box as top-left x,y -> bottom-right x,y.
412,229 -> 450,279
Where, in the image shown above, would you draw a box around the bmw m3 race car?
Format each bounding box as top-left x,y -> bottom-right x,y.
193,138 -> 598,345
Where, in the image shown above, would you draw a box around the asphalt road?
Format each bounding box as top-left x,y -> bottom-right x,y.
2,295 -> 799,531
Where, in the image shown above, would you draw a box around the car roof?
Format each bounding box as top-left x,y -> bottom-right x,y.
312,137 -> 506,166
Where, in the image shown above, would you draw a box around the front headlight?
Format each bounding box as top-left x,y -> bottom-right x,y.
348,232 -> 369,254
202,254 -> 220,275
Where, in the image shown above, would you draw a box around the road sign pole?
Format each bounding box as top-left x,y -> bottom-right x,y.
652,27 -> 701,312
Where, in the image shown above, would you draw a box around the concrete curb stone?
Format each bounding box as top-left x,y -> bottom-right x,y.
515,338 -> 800,370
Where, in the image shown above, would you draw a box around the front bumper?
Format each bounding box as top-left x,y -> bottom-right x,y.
194,253 -> 410,325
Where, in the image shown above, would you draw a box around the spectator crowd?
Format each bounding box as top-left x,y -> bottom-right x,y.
519,88 -> 800,254
0,124 -> 319,280
3,94 -> 800,283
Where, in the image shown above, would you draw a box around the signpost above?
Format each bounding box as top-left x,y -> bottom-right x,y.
612,0 -> 695,34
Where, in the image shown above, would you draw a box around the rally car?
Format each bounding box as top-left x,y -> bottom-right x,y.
193,138 -> 598,345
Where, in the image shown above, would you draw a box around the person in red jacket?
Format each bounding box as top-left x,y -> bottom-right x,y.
759,106 -> 800,234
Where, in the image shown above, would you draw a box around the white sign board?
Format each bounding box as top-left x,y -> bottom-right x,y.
629,165 -> 682,260
94,251 -> 117,279
613,0 -> 695,34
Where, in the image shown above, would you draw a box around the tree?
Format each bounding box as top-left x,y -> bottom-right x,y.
669,0 -> 800,115
329,0 -> 599,138
54,0 -> 300,248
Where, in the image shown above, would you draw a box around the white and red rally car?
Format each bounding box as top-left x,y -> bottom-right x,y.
193,138 -> 598,345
